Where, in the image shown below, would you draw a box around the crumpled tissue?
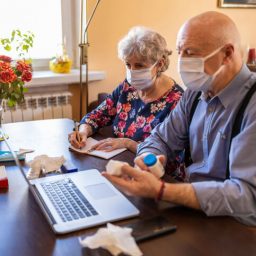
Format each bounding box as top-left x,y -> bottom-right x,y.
79,223 -> 143,256
27,155 -> 65,179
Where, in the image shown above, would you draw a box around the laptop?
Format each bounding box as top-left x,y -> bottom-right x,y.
2,130 -> 139,234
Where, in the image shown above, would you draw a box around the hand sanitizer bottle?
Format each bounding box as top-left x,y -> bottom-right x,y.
143,154 -> 164,178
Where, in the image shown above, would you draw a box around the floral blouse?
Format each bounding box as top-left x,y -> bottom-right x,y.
81,80 -> 183,142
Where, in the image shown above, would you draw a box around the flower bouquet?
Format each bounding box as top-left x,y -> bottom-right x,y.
0,55 -> 32,107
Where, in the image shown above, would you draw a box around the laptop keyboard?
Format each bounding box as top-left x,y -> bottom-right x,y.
41,178 -> 98,222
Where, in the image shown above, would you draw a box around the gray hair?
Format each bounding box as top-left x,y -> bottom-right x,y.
118,26 -> 172,72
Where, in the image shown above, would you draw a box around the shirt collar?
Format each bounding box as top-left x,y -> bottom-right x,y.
201,64 -> 253,108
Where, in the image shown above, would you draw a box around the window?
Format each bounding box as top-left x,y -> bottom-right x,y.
0,0 -> 78,69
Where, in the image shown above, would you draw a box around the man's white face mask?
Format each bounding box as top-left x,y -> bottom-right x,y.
126,61 -> 158,90
178,46 -> 224,92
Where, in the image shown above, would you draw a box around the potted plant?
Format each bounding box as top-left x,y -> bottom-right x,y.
0,30 -> 34,124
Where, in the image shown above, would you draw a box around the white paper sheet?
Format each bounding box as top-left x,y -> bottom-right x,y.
69,137 -> 127,160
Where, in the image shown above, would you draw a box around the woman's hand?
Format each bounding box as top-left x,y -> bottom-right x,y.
102,164 -> 162,198
90,138 -> 129,152
68,131 -> 87,149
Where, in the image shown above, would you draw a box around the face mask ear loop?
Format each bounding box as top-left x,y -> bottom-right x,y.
202,46 -> 224,61
151,60 -> 161,78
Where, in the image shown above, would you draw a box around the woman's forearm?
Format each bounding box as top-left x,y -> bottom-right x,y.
79,123 -> 93,137
124,138 -> 138,153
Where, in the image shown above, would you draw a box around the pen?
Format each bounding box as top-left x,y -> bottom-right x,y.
74,121 -> 81,143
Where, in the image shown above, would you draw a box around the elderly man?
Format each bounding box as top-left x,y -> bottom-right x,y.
103,11 -> 256,226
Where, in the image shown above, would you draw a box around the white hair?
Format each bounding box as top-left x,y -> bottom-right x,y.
118,26 -> 172,72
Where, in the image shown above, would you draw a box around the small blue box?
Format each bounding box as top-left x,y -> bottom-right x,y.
61,161 -> 78,173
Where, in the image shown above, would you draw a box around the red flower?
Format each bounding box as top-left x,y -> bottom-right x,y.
119,111 -> 128,121
108,107 -> 117,116
116,132 -> 124,138
0,69 -> 17,83
21,70 -> 32,82
146,114 -> 155,124
136,116 -> 146,128
143,124 -> 152,133
16,60 -> 31,73
125,122 -> 136,137
0,55 -> 12,63
106,98 -> 114,109
123,103 -> 131,113
166,92 -> 181,103
0,61 -> 11,70
118,120 -> 126,131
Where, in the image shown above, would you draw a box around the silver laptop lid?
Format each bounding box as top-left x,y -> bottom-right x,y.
0,127 -> 31,187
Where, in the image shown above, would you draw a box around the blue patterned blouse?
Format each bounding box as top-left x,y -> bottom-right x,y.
81,79 -> 183,142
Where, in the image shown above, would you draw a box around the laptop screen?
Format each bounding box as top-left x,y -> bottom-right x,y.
0,127 -> 31,187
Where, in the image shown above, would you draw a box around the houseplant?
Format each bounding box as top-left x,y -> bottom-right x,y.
0,29 -> 34,120
0,55 -> 32,107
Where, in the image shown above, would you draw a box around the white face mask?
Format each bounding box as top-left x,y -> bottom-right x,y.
126,61 -> 158,90
178,46 -> 224,92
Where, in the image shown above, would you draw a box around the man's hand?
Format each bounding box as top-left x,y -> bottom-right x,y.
134,153 -> 166,171
102,164 -> 162,198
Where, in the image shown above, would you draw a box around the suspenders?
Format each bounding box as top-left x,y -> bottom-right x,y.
185,81 -> 256,179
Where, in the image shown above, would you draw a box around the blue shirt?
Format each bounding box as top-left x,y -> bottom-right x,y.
137,65 -> 256,226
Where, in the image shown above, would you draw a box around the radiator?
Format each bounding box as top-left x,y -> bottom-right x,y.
2,92 -> 72,123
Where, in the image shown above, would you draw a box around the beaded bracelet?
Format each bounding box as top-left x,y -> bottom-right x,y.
156,180 -> 165,201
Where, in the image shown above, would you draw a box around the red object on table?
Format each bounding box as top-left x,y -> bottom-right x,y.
0,166 -> 9,189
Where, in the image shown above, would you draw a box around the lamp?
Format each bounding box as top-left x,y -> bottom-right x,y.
79,0 -> 101,119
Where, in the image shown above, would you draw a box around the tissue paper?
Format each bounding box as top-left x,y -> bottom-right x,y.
27,155 -> 65,179
79,223 -> 142,256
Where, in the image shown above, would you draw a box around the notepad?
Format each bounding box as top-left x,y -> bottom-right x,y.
69,137 -> 127,159
0,151 -> 26,162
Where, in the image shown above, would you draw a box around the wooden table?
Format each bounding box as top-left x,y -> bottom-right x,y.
0,119 -> 255,256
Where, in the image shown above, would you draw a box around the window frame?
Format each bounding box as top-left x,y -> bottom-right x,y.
32,0 -> 81,70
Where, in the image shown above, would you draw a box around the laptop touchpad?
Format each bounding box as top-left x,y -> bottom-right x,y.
85,183 -> 117,200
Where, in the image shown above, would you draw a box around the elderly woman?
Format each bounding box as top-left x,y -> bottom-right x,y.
69,26 -> 183,153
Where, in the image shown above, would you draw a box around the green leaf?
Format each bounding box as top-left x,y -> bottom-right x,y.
22,45 -> 29,52
7,99 -> 16,107
4,45 -> 11,51
16,29 -> 21,37
11,30 -> 16,41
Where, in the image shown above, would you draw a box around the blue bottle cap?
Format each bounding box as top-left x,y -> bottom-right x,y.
144,154 -> 157,167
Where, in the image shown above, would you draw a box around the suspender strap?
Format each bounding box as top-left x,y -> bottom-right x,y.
189,92 -> 201,125
226,81 -> 256,179
184,91 -> 201,167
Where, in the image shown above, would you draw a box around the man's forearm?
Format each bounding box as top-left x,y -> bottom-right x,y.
162,183 -> 201,210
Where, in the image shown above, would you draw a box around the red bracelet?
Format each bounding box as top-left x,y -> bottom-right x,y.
156,180 -> 165,201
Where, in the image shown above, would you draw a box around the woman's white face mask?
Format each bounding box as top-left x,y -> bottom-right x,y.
126,61 -> 158,90
178,46 -> 224,92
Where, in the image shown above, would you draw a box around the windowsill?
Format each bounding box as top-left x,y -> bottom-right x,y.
27,69 -> 106,88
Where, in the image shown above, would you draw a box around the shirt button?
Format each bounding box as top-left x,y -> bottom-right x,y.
208,107 -> 213,112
